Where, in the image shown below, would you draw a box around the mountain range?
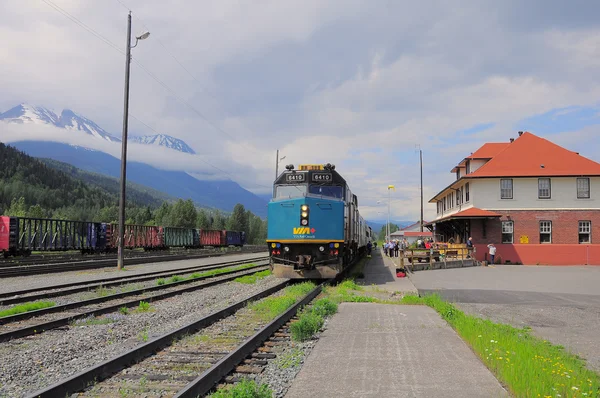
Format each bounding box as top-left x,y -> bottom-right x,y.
0,103 -> 267,216
0,104 -> 194,153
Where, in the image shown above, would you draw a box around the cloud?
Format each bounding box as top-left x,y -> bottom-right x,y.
3,0 -> 600,222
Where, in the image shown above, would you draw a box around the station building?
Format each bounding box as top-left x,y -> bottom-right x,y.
426,131 -> 600,265
389,221 -> 433,244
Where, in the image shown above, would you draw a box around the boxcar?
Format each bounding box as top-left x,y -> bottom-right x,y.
164,227 -> 195,248
226,231 -> 246,247
199,229 -> 225,247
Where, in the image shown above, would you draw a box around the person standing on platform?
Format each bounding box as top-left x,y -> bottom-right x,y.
487,243 -> 497,265
394,240 -> 399,257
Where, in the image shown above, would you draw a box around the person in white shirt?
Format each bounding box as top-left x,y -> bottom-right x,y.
487,243 -> 497,264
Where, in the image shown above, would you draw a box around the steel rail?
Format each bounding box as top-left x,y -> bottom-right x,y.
175,282 -> 325,398
0,256 -> 269,305
25,280 -> 291,398
0,264 -> 269,342
0,249 -> 266,277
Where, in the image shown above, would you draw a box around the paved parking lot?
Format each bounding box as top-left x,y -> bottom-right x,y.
409,265 -> 600,371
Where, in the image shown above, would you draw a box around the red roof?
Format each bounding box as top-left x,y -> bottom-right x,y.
467,143 -> 510,159
429,207 -> 501,224
470,132 -> 600,177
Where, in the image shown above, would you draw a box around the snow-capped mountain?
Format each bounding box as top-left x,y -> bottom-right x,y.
0,103 -> 195,153
0,104 -> 60,125
57,109 -> 120,143
130,134 -> 196,154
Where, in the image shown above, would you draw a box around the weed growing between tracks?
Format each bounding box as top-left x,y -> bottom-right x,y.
234,270 -> 271,284
290,298 -> 338,342
0,301 -> 56,318
208,378 -> 272,398
249,282 -> 315,322
323,279 -> 600,398
153,263 -> 259,286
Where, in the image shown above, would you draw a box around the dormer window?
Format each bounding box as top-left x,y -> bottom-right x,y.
466,160 -> 471,174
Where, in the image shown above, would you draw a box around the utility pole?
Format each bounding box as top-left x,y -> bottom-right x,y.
387,188 -> 391,240
117,12 -> 133,271
420,149 -> 424,233
117,13 -> 149,270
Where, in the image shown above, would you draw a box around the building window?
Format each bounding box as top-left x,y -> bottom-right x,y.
500,179 -> 513,199
482,219 -> 487,239
465,183 -> 470,202
538,178 -> 551,199
502,221 -> 514,243
466,160 -> 471,174
456,188 -> 461,205
579,221 -> 591,244
539,221 -> 552,243
577,178 -> 590,199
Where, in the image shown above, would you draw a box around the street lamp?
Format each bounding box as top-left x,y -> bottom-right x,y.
387,185 -> 395,241
118,12 -> 150,270
275,149 -> 286,179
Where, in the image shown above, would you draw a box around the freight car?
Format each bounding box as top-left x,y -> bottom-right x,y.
0,215 -> 246,258
267,163 -> 372,279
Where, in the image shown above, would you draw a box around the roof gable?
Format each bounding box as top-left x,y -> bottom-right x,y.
469,132 -> 600,177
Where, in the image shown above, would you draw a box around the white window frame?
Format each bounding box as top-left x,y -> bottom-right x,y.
538,178 -> 551,199
501,221 -> 514,243
577,178 -> 590,199
579,221 -> 591,244
500,179 -> 513,199
539,220 -> 552,243
465,183 -> 470,202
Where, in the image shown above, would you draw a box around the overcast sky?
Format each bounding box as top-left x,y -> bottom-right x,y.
1,0 -> 600,221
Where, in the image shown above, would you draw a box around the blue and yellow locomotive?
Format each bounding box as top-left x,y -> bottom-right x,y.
267,163 -> 372,279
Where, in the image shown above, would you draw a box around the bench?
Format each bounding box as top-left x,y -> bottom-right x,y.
444,250 -> 459,259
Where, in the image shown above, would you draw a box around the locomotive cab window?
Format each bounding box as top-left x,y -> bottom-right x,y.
275,185 -> 306,199
308,185 -> 343,199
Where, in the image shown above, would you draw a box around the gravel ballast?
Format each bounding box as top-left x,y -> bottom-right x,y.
0,275 -> 285,398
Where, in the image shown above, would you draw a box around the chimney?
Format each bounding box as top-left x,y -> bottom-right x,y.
518,131 -> 523,136
510,138 -> 514,143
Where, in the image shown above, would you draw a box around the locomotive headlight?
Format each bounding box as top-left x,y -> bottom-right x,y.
319,246 -> 325,252
284,246 -> 290,252
301,205 -> 308,211
301,219 -> 308,226
301,212 -> 308,218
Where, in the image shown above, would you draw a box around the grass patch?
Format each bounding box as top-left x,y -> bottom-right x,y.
95,285 -> 117,297
234,269 -> 271,284
249,282 -> 315,322
152,263 -> 260,286
290,298 -> 337,342
119,306 -> 129,315
208,378 -> 272,398
0,301 -> 56,318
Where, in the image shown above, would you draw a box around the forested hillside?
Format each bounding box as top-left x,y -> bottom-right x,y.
0,143 -> 267,244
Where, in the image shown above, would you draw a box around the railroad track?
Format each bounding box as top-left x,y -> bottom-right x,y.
0,260 -> 271,342
0,248 -> 267,277
0,255 -> 270,305
26,279 -> 322,398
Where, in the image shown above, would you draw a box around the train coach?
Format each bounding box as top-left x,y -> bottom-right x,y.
0,215 -> 246,258
267,163 -> 372,279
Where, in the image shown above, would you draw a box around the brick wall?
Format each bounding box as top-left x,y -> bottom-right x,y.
470,210 -> 600,245
469,209 -> 600,265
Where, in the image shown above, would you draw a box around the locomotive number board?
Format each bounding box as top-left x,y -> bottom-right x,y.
285,173 -> 306,182
311,172 -> 332,182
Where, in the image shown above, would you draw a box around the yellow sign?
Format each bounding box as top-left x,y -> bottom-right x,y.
520,235 -> 529,244
293,227 -> 314,234
299,164 -> 324,170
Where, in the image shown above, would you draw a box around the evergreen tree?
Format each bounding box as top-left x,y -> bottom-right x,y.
213,210 -> 226,230
197,209 -> 210,229
227,204 -> 248,232
5,197 -> 27,217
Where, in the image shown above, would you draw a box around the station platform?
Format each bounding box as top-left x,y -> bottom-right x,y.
284,302 -> 508,398
358,249 -> 417,295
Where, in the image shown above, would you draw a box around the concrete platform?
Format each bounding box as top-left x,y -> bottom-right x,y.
285,303 -> 508,398
358,250 -> 417,295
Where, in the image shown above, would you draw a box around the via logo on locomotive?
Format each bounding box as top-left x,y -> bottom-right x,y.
292,227 -> 316,235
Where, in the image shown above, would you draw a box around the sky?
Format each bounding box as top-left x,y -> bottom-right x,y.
1,0 -> 600,222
